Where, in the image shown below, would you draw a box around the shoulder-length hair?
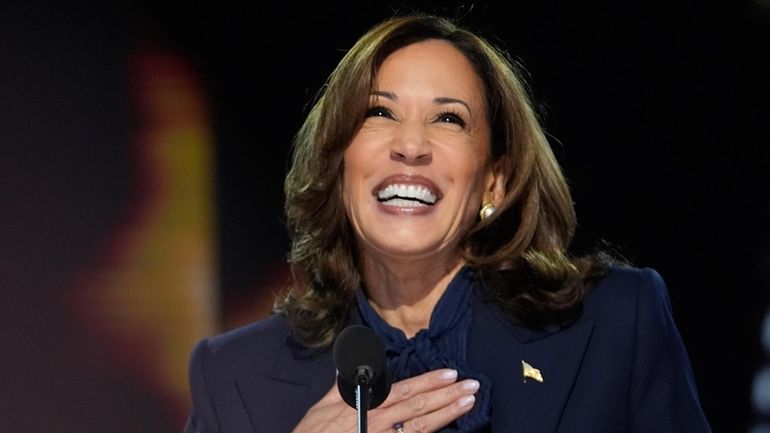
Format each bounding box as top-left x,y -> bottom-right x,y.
275,13 -> 615,348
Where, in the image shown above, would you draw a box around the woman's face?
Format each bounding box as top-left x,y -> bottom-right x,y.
342,39 -> 498,263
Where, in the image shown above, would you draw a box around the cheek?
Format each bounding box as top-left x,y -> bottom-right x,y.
341,161 -> 355,214
449,150 -> 489,190
341,146 -> 367,211
342,136 -> 368,176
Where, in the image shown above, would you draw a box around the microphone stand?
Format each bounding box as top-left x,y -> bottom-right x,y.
355,367 -> 373,433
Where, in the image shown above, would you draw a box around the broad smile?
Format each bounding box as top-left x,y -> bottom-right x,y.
372,175 -> 443,208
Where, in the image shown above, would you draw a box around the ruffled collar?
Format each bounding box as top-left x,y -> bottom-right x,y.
356,266 -> 492,433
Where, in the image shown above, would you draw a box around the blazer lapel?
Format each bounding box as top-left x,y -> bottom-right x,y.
235,308 -> 365,432
235,351 -> 336,433
507,320 -> 594,433
470,296 -> 594,433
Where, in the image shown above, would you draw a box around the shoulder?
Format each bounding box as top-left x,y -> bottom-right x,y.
472,265 -> 674,338
185,313 -> 339,432
583,264 -> 672,319
190,313 -> 296,375
584,268 -> 711,429
580,265 -> 685,352
206,312 -> 291,352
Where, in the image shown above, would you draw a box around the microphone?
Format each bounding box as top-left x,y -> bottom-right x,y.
333,325 -> 392,413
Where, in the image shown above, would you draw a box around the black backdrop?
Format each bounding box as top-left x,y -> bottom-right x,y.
3,1 -> 769,432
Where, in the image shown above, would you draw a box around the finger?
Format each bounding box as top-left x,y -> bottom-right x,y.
402,393 -> 476,433
370,378 -> 479,433
387,379 -> 479,425
381,369 -> 459,407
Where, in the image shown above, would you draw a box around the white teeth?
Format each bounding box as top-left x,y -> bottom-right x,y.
377,183 -> 438,205
384,198 -> 428,207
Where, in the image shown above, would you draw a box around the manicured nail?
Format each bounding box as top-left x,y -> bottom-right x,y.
458,395 -> 476,407
440,369 -> 458,380
462,380 -> 480,391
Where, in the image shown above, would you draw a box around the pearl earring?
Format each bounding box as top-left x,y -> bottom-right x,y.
479,202 -> 496,220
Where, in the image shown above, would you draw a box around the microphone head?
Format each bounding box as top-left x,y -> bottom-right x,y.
333,324 -> 392,409
333,325 -> 386,383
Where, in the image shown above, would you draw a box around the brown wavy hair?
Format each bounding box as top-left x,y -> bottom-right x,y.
275,13 -> 620,348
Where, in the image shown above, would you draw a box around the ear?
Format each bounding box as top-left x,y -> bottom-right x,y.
483,155 -> 508,207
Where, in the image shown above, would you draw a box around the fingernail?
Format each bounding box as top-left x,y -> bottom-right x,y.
462,380 -> 480,391
458,395 -> 476,408
440,369 -> 458,380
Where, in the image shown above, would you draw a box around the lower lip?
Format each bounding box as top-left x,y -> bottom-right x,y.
376,199 -> 438,216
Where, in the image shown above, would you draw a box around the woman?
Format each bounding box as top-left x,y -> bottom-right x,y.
183,13 -> 712,433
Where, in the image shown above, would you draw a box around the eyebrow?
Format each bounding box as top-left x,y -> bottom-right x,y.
433,97 -> 472,115
371,91 -> 473,116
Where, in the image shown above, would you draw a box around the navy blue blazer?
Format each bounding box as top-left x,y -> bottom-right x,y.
183,266 -> 712,432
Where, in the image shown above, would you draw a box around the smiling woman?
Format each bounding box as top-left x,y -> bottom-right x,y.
342,40 -> 501,315
182,12 -> 713,433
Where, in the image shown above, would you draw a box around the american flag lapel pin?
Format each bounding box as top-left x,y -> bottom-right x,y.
521,360 -> 543,383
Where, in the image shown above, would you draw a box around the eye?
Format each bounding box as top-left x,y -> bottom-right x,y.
435,111 -> 467,128
366,106 -> 394,119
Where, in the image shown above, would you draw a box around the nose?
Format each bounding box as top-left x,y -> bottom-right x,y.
389,122 -> 432,165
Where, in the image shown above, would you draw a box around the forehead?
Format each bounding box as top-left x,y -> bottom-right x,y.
374,40 -> 486,106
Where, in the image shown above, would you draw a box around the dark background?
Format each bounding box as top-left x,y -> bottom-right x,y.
2,1 -> 768,432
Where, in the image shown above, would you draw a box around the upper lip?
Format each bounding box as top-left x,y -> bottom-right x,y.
372,174 -> 443,204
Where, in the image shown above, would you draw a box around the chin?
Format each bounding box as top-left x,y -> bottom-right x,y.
368,234 -> 451,260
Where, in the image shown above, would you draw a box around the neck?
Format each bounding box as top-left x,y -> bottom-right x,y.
360,251 -> 465,338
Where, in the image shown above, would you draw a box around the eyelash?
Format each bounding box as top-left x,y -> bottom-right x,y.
436,111 -> 467,128
366,106 -> 468,128
366,106 -> 393,119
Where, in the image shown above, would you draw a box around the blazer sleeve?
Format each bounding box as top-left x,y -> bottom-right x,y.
183,338 -> 220,433
627,268 -> 712,432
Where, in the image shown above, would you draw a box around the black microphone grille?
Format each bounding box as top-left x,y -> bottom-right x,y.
333,324 -> 392,409
333,324 -> 387,384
